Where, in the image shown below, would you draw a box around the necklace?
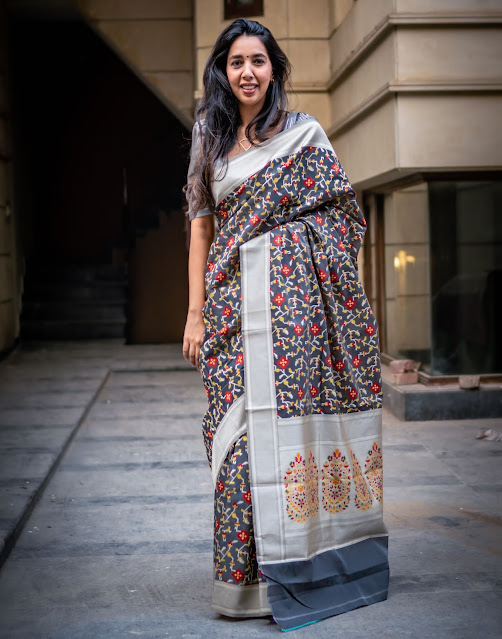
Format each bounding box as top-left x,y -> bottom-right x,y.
238,137 -> 253,152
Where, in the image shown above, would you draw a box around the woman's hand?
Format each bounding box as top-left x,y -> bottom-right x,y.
183,310 -> 205,369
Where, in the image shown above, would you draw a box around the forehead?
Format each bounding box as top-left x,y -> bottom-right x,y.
227,35 -> 268,59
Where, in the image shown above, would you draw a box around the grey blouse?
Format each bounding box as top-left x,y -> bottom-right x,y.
186,112 -> 312,221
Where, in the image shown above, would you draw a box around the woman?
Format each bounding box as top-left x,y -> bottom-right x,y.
183,18 -> 389,631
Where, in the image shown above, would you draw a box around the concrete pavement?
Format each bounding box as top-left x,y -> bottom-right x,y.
0,341 -> 501,638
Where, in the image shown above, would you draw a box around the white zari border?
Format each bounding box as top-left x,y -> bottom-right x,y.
241,227 -> 387,567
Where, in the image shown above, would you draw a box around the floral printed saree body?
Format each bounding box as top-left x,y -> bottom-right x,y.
199,116 -> 389,631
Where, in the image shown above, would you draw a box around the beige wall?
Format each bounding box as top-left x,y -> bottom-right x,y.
77,0 -> 194,126
329,0 -> 502,184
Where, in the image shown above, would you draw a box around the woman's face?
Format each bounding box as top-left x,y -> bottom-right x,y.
226,35 -> 273,113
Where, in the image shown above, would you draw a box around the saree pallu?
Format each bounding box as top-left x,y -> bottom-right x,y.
199,117 -> 389,631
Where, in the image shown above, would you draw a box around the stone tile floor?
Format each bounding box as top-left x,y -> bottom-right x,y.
0,341 -> 501,638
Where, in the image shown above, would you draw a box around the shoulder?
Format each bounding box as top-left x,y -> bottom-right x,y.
284,112 -> 316,130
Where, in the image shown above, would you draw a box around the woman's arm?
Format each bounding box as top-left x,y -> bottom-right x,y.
183,215 -> 215,368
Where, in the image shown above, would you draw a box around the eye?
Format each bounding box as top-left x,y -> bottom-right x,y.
254,58 -> 265,65
230,60 -> 242,68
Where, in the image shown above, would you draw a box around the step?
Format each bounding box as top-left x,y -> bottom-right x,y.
22,300 -> 126,322
21,319 -> 127,340
24,264 -> 127,285
23,282 -> 127,302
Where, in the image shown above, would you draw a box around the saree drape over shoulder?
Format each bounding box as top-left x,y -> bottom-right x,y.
197,116 -> 389,631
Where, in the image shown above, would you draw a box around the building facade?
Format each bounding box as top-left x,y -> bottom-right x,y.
1,1 -> 501,386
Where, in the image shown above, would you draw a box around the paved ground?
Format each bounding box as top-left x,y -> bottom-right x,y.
0,341 -> 501,638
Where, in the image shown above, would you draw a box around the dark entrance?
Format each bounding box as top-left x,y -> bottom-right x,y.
8,12 -> 190,342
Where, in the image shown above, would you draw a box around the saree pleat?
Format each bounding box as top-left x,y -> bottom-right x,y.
199,117 -> 389,630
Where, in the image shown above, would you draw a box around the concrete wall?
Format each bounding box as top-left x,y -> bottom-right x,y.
77,0 -> 194,126
0,0 -> 20,353
329,0 -> 502,185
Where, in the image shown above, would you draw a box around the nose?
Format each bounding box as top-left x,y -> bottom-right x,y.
241,59 -> 254,79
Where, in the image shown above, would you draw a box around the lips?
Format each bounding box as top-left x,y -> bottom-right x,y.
240,84 -> 258,94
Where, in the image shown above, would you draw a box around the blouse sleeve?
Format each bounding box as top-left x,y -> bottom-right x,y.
186,121 -> 212,221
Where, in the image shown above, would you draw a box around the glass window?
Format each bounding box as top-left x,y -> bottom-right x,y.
383,182 -> 431,368
429,181 -> 502,375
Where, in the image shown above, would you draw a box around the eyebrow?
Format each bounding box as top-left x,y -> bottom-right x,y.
229,52 -> 267,60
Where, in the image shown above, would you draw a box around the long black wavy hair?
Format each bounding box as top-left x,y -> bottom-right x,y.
185,18 -> 291,216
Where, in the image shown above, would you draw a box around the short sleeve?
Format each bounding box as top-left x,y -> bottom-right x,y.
186,121 -> 212,221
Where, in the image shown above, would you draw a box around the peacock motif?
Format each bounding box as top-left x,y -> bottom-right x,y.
364,442 -> 383,502
284,451 -> 319,523
349,448 -> 373,511
321,449 -> 351,513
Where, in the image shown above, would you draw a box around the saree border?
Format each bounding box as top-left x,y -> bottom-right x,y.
212,581 -> 271,618
211,394 -> 246,485
212,117 -> 333,206
241,227 -> 387,567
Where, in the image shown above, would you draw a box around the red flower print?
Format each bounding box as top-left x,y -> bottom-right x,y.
332,162 -> 340,174
208,262 -> 215,272
223,306 -> 231,317
232,570 -> 244,582
326,354 -> 332,366
250,214 -> 260,226
330,272 -> 338,283
219,326 -> 229,336
215,519 -> 220,530
349,388 -> 358,399
243,490 -> 252,503
294,324 -> 303,336
278,356 -> 289,369
304,293 -> 310,302
318,269 -> 328,282
315,214 -> 323,225
273,235 -> 283,247
236,353 -> 244,365
345,298 -> 356,309
280,195 -> 290,205
205,387 -> 209,398
353,356 -> 361,367
340,225 -> 347,236
292,232 -> 299,243
237,184 -> 245,195
281,264 -> 292,276
208,356 -> 218,367
310,386 -> 318,398
274,293 -> 285,305
297,388 -> 305,399
227,237 -> 235,248
371,382 -> 381,393
304,177 -> 315,188
215,271 -> 226,283
310,324 -> 321,336
335,360 -> 345,371
217,481 -> 224,492
282,158 -> 293,169
237,530 -> 249,542
225,391 -> 232,402
338,240 -> 345,251
365,326 -> 375,336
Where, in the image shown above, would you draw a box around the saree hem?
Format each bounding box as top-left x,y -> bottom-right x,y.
212,581 -> 271,617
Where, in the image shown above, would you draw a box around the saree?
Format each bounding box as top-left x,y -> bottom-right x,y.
198,116 -> 389,631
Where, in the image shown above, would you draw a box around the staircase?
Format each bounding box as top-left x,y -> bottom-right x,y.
21,265 -> 127,340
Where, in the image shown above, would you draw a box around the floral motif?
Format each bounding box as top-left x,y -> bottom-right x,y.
284,451 -> 319,523
321,449 -> 351,513
349,448 -> 373,511
365,442 -> 383,502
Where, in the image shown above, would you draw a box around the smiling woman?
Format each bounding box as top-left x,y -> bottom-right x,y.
182,18 -> 389,632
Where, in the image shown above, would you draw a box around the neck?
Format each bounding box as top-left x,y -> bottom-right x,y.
239,104 -> 262,132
